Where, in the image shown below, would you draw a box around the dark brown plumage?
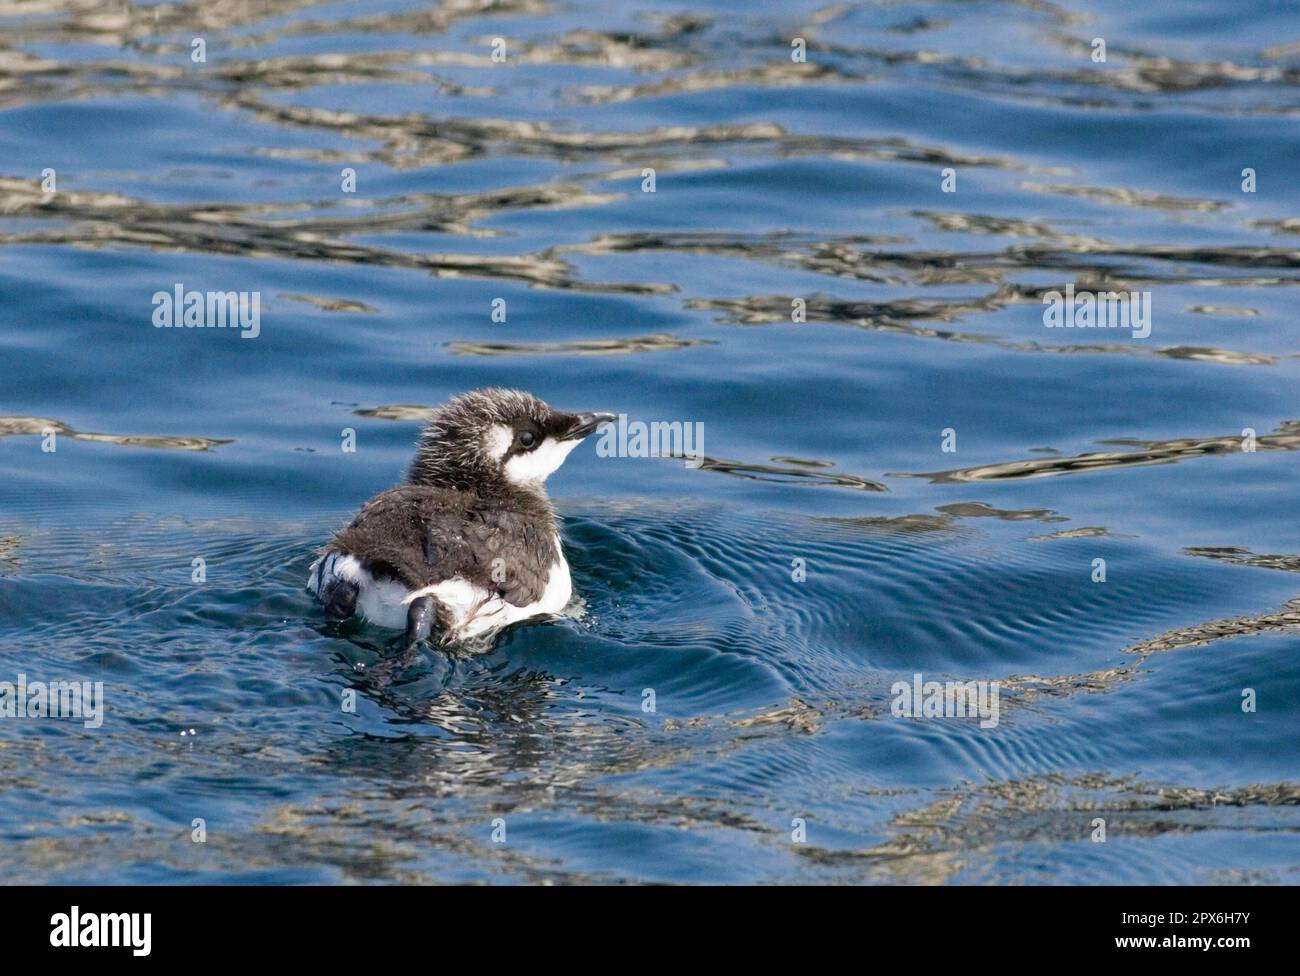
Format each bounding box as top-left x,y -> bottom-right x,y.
330,484 -> 559,607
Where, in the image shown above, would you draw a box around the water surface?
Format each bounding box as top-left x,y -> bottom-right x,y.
1,0 -> 1298,883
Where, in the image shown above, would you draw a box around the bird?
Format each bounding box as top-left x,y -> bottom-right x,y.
307,388 -> 615,647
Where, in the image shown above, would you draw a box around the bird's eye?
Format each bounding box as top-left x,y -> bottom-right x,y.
518,430 -> 536,448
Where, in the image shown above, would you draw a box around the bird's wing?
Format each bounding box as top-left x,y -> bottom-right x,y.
332,487 -> 558,608
469,507 -> 559,609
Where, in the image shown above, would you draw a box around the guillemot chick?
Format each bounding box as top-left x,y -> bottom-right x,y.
307,388 -> 615,646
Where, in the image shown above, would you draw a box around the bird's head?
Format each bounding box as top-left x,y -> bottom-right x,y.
407,388 -> 615,495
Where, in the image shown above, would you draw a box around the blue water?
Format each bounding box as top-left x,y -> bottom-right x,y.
1,0 -> 1298,884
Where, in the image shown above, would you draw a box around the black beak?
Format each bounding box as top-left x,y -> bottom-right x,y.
560,411 -> 617,441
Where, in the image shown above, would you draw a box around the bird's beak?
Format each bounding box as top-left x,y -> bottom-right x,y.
560,411 -> 617,441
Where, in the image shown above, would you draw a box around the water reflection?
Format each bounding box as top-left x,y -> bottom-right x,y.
3,0 -> 1298,885
896,421 -> 1300,484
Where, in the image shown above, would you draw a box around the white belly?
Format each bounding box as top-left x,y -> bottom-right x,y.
308,543 -> 572,642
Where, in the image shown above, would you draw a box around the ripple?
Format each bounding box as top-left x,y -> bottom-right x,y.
691,455 -> 887,491
1124,595 -> 1300,656
797,775 -> 1300,884
277,292 -> 377,313
448,333 -> 714,356
1184,547 -> 1300,573
0,415 -> 231,451
1020,181 -> 1229,213
894,420 -> 1300,483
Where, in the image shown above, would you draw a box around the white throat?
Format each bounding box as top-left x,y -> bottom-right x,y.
503,436 -> 580,488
